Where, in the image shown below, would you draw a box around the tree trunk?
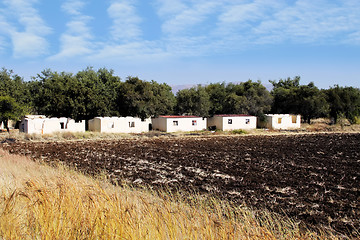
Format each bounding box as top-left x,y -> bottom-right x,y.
4,119 -> 10,133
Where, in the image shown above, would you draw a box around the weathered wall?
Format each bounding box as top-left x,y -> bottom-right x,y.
88,117 -> 151,133
258,114 -> 301,129
208,115 -> 257,131
20,115 -> 85,134
152,116 -> 207,132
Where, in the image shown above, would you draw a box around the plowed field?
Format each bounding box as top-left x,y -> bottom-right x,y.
2,133 -> 359,236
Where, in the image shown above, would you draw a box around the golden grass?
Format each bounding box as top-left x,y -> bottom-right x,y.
0,150 -> 343,239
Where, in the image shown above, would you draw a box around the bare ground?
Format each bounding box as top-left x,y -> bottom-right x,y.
1,132 -> 359,236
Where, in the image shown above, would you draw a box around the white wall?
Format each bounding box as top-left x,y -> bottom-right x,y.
208,115 -> 257,131
88,117 -> 151,133
20,115 -> 85,134
258,114 -> 301,129
152,116 -> 207,132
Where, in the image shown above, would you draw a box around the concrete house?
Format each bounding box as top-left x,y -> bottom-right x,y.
257,114 -> 301,130
20,115 -> 85,134
207,114 -> 257,131
88,116 -> 151,133
152,115 -> 207,132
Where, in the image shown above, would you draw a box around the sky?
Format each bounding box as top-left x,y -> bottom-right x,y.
0,0 -> 359,90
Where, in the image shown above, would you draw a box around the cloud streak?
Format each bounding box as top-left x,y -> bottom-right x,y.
49,0 -> 94,60
107,0 -> 142,41
0,0 -> 51,58
2,0 -> 359,62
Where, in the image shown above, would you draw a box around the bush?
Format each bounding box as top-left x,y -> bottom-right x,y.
231,129 -> 247,134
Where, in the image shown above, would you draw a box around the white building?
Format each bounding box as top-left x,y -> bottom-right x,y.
88,116 -> 151,133
207,114 -> 257,131
152,115 -> 207,132
257,114 -> 301,130
20,115 -> 85,134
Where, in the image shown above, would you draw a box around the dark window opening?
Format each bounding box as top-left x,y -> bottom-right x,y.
228,119 -> 232,124
173,121 -> 178,126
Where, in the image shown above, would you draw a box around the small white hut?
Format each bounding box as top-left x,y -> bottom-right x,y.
20,115 -> 85,134
207,114 -> 257,131
257,114 -> 301,130
88,116 -> 151,133
151,115 -> 207,132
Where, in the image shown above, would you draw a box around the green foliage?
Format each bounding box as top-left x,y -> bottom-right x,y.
0,68 -> 31,130
118,77 -> 176,119
175,85 -> 210,116
205,82 -> 228,115
0,68 -> 31,107
325,85 -> 360,124
2,66 -> 359,127
0,96 -> 25,131
30,67 -> 122,121
231,129 -> 247,134
76,67 -> 121,120
224,80 -> 272,116
270,77 -> 329,123
0,96 -> 23,120
205,80 -> 272,117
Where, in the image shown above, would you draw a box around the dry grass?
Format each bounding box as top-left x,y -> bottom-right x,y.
0,149 -> 342,240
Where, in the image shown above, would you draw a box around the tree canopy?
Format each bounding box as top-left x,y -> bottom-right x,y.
325,85 -> 360,123
270,76 -> 329,123
1,66 -> 360,126
176,85 -> 210,117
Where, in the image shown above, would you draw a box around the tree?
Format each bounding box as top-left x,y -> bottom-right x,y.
175,85 -> 210,116
297,83 -> 329,123
30,70 -> 84,120
223,80 -> 272,116
270,76 -> 329,123
326,86 -> 360,123
118,77 -> 176,119
0,68 -> 31,107
30,67 -> 122,121
76,67 -> 121,120
0,96 -> 24,132
205,82 -> 227,115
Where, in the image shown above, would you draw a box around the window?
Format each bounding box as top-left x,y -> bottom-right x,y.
192,120 -> 197,126
108,122 -> 114,129
173,121 -> 178,126
228,119 -> 232,124
278,118 -> 282,124
292,115 -> 297,123
245,119 -> 250,124
60,122 -> 65,129
129,122 -> 135,128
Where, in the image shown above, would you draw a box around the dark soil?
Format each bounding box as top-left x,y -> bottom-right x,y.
1,133 -> 359,236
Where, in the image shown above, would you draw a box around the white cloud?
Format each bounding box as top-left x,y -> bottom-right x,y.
154,0 -> 186,17
1,0 -> 51,58
49,0 -> 94,60
90,41 -> 168,62
62,0 -> 86,15
107,0 -> 142,41
212,0 -> 360,47
11,32 -> 49,57
156,0 -> 220,36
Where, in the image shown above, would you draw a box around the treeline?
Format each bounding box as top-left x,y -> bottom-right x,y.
1,67 -> 360,128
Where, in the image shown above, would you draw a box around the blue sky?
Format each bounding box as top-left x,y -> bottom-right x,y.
0,0 -> 359,89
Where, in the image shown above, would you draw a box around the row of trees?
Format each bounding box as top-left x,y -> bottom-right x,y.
1,67 -> 360,130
